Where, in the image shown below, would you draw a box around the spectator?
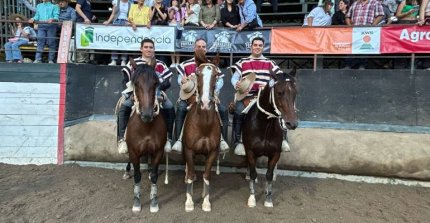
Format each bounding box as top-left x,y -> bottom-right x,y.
332,0 -> 349,25
18,0 -> 36,13
184,0 -> 201,26
4,14 -> 32,63
168,0 -> 185,67
58,0 -> 76,22
384,0 -> 401,16
199,0 -> 220,29
395,0 -> 419,24
129,0 -> 152,30
417,0 -> 430,25
256,0 -> 278,13
104,0 -> 133,66
29,0 -> 59,64
303,0 -> 333,26
236,0 -> 262,31
151,0 -> 169,25
379,0 -> 395,24
75,0 -> 94,63
220,0 -> 240,28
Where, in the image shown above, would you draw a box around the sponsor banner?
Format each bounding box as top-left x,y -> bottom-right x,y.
75,23 -> 175,51
380,25 -> 430,53
175,28 -> 271,53
57,21 -> 73,63
271,27 -> 352,54
351,27 -> 381,54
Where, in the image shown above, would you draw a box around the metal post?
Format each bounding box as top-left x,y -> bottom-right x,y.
410,53 -> 415,75
313,54 -> 317,72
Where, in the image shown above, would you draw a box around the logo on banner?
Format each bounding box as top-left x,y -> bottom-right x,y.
352,27 -> 380,54
360,34 -> 374,50
209,31 -> 232,51
181,30 -> 198,48
81,26 -> 94,47
245,32 -> 264,49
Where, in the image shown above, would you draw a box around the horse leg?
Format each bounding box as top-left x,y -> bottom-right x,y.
264,153 -> 281,208
123,162 -> 132,180
149,151 -> 163,213
247,151 -> 257,208
184,149 -> 195,212
201,149 -> 218,212
131,162 -> 142,212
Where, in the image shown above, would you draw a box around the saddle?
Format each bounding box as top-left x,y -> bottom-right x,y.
228,97 -> 254,114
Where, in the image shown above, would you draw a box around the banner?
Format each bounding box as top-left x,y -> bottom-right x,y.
75,24 -> 175,51
380,25 -> 430,53
271,27 -> 352,54
351,27 -> 381,54
175,28 -> 271,53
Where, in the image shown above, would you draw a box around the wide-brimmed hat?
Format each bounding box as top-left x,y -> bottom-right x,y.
9,14 -> 27,21
234,73 -> 256,101
179,75 -> 197,100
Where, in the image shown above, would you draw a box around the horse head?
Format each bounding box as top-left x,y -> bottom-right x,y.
195,50 -> 220,110
130,58 -> 160,123
272,67 -> 298,130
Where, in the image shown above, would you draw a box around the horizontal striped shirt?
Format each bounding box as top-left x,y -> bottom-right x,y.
121,57 -> 172,86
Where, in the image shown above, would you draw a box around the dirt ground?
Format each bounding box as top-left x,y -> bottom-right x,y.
0,163 -> 429,223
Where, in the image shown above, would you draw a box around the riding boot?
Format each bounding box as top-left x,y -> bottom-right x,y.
233,113 -> 245,156
281,131 -> 291,152
118,103 -> 132,154
219,109 -> 230,153
172,108 -> 187,153
161,108 -> 175,152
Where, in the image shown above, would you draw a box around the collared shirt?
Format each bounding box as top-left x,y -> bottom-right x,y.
231,55 -> 282,97
33,2 -> 59,21
199,4 -> 221,25
303,6 -> 332,26
185,3 -> 201,25
238,0 -> 262,27
129,4 -> 151,25
122,57 -> 172,87
346,0 -> 384,25
177,57 -> 224,94
59,6 -> 76,22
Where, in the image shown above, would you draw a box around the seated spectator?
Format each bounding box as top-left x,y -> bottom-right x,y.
152,0 -> 169,25
199,0 -> 220,29
104,0 -> 133,66
4,14 -> 32,63
220,0 -> 240,28
303,0 -> 333,26
29,0 -> 59,64
168,0 -> 185,67
396,0 -> 419,23
129,0 -> 152,30
236,0 -> 262,31
332,0 -> 349,25
184,0 -> 201,26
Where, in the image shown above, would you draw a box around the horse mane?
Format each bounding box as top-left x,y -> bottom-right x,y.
131,63 -> 158,84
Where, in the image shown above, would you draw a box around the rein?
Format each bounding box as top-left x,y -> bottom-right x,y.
132,87 -> 160,116
256,86 -> 282,119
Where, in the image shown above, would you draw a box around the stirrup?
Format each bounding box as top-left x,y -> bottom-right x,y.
234,143 -> 245,156
164,139 -> 172,153
219,135 -> 229,153
171,140 -> 182,153
118,139 -> 128,154
282,140 -> 291,152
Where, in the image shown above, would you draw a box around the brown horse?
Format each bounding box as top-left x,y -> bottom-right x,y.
242,68 -> 298,208
183,50 -> 221,212
126,59 -> 167,213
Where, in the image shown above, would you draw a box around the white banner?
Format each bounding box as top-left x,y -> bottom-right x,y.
75,24 -> 175,51
352,27 -> 381,54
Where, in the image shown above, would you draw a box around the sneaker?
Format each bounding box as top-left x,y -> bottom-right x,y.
281,140 -> 291,152
121,60 -> 127,66
48,60 -> 55,64
33,60 -> 42,63
171,140 -> 182,153
220,139 -> 229,153
164,139 -> 172,153
108,60 -> 117,66
17,60 -> 23,63
6,60 -> 12,63
118,139 -> 128,154
234,143 -> 246,156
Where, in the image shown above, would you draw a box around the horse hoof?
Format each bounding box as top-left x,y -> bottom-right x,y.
185,203 -> 194,212
202,202 -> 211,212
132,205 -> 141,213
122,172 -> 132,180
264,201 -> 274,208
248,195 -> 256,208
150,204 -> 159,213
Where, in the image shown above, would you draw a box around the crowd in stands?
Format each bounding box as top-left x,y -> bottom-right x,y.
2,0 -> 430,66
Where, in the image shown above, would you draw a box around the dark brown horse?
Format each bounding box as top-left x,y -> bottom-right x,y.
126,59 -> 167,213
242,68 -> 298,208
183,50 -> 221,212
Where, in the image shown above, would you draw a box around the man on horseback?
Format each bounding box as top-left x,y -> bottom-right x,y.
172,38 -> 229,153
230,36 -> 290,156
117,38 -> 175,153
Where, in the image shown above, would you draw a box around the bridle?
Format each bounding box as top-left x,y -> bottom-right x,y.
194,63 -> 219,104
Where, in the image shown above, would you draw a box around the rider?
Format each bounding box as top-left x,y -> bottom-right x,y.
117,38 -> 175,153
230,36 -> 290,156
173,38 -> 229,153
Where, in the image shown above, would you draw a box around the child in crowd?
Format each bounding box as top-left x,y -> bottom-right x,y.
168,0 -> 185,67
4,14 -> 33,63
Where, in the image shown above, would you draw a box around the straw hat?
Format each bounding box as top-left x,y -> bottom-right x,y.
9,14 -> 27,21
179,76 -> 197,100
234,73 -> 256,101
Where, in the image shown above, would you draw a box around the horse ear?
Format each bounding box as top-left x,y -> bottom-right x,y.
211,52 -> 220,66
129,56 -> 137,69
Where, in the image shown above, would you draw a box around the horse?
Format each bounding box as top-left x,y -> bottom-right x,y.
182,50 -> 221,212
242,68 -> 298,208
126,59 -> 167,213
